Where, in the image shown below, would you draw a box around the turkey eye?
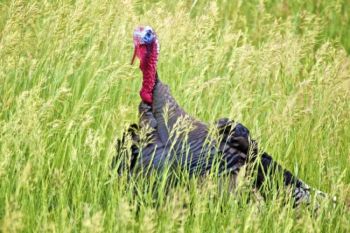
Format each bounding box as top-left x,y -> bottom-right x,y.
142,30 -> 154,44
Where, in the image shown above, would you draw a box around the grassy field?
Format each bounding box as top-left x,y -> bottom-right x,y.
1,0 -> 350,232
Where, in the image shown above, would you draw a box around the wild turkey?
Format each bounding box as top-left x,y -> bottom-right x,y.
114,26 -> 323,207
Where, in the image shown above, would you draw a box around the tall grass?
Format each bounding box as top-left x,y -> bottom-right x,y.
0,0 -> 349,232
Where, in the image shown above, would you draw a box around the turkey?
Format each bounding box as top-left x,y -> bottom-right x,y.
113,26 -> 324,207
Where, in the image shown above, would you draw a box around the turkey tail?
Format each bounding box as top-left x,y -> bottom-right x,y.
215,118 -> 314,207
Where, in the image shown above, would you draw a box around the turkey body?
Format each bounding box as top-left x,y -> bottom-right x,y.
114,77 -> 314,207
124,78 -> 246,178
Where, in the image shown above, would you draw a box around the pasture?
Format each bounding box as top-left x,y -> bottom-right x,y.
0,0 -> 349,232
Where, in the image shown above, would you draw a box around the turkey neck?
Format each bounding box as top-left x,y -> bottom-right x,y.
139,42 -> 159,104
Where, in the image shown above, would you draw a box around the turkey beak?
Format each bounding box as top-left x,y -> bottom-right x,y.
131,46 -> 137,65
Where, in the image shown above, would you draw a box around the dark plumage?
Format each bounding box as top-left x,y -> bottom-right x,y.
112,26 -> 325,207
114,77 -> 314,206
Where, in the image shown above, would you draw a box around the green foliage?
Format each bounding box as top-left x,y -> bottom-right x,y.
0,0 -> 349,232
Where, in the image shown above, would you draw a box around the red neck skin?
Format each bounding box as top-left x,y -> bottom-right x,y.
139,42 -> 158,105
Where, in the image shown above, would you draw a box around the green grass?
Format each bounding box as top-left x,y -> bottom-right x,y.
1,0 -> 350,232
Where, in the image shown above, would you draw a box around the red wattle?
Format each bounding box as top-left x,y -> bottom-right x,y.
139,42 -> 158,104
140,89 -> 153,104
